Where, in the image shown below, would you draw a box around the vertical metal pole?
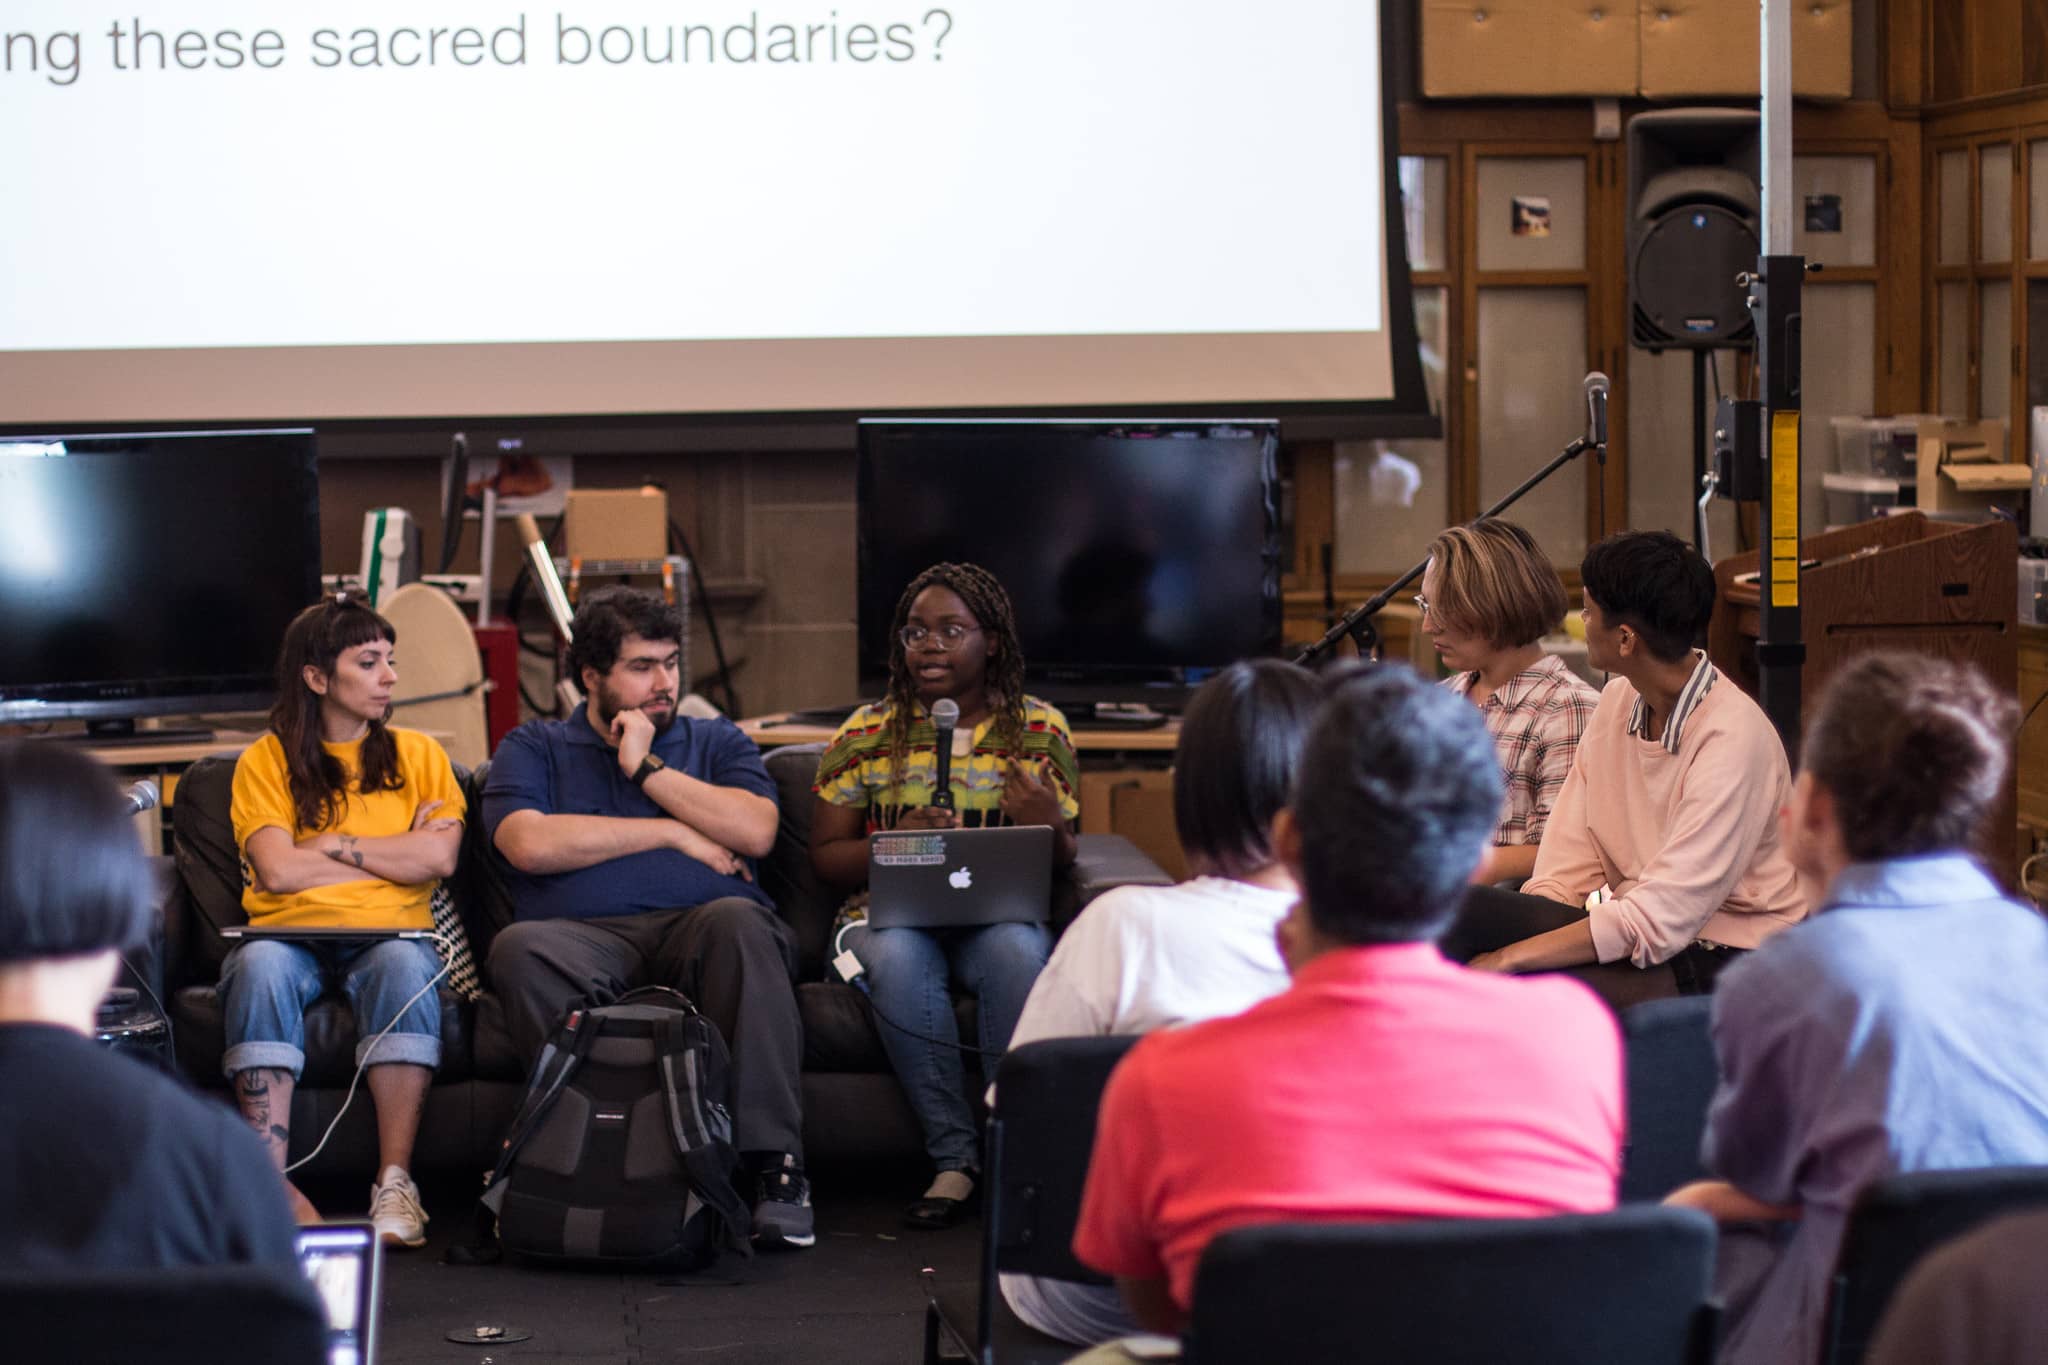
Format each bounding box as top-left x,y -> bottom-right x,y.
1692,349 -> 1709,552
1752,0 -> 1804,751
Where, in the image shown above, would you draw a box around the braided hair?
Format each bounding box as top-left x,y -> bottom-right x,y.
883,562 -> 1028,811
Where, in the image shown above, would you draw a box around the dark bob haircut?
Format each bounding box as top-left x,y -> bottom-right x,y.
1172,659 -> 1325,879
1804,652 -> 2017,862
568,586 -> 685,683
1579,530 -> 1717,664
1291,664 -> 1502,944
0,742 -> 154,963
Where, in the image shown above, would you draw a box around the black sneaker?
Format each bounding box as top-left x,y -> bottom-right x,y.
753,1154 -> 816,1250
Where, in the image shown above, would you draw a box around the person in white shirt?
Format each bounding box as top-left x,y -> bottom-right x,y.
999,657 -> 1324,1345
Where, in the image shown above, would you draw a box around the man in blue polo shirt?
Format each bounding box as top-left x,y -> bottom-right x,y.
481,587 -> 812,1250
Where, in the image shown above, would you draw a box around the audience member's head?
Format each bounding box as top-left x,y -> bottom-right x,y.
567,585 -> 684,686
1578,530 -> 1716,666
0,741 -> 151,992
1792,651 -> 2016,870
1422,518 -> 1569,658
1280,665 -> 1502,952
1172,659 -> 1324,880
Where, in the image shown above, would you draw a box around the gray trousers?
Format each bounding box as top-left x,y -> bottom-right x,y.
487,898 -> 805,1160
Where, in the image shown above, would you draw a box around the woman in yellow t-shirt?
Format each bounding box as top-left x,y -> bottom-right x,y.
218,591 -> 464,1243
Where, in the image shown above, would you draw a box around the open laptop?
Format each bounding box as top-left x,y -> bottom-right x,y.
866,825 -> 1055,930
295,1221 -> 384,1365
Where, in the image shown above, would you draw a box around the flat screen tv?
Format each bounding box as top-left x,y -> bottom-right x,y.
856,419 -> 1282,709
0,428 -> 321,738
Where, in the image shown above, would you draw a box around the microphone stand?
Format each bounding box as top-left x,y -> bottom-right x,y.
1296,432 -> 1602,666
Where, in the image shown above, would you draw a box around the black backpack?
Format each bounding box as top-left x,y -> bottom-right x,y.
477,986 -> 753,1270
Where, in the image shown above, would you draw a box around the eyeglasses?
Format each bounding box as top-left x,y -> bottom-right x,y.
1411,593 -> 1433,618
900,623 -> 981,651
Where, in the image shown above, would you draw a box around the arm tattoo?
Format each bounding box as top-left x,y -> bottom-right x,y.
325,834 -> 366,869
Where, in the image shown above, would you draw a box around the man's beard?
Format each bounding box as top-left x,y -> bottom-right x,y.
594,681 -> 677,737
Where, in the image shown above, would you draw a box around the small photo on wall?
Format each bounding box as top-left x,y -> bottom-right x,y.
1511,195 -> 1552,238
1804,193 -> 1843,233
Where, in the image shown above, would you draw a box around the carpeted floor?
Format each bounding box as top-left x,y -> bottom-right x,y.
306,1162 -> 982,1365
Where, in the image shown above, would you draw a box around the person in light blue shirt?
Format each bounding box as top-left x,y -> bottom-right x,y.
1667,651 -> 2048,1365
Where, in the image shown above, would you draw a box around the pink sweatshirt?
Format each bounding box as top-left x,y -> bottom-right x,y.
1522,672 -> 1809,967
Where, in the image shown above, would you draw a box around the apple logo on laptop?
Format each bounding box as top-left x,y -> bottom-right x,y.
949,866 -> 973,890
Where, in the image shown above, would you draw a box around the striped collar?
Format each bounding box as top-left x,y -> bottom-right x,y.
1626,650 -> 1717,754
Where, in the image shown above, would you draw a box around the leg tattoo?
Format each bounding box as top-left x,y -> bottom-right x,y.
235,1067 -> 295,1170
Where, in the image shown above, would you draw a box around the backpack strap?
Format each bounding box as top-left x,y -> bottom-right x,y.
479,1008 -> 606,1216
655,1013 -> 755,1258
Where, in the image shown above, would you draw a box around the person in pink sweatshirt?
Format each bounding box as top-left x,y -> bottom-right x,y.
1439,530 -> 1808,1008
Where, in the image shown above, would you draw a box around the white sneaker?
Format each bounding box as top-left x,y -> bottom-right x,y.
368,1166 -> 428,1248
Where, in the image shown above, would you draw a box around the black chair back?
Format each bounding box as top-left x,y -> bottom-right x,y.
1823,1164 -> 2048,1365
1184,1207 -> 1719,1365
987,1035 -> 1142,1286
1620,995 -> 1719,1202
0,1262 -> 329,1365
923,1034 -> 1142,1365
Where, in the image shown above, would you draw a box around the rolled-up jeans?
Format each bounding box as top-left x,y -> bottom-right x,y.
220,937 -> 443,1078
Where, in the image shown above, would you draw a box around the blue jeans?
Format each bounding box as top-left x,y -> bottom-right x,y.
841,921 -> 1050,1172
219,938 -> 443,1078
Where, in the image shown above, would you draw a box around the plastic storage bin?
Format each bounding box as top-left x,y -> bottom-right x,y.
1823,472 -> 1908,527
1831,415 -> 1934,478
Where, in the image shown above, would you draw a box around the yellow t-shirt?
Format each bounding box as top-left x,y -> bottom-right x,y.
230,726 -> 465,929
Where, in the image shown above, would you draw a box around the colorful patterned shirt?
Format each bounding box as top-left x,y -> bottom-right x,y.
1443,653 -> 1600,847
813,695 -> 1081,834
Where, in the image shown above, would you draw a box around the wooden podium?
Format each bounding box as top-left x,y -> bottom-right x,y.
1709,511 -> 2018,868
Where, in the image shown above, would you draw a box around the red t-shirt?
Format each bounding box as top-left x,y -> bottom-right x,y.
1072,942 -> 1624,1311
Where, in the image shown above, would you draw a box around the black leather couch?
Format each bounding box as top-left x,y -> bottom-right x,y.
156,742 -> 1171,1174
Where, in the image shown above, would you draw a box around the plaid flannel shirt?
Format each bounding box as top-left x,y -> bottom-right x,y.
1445,654 -> 1600,847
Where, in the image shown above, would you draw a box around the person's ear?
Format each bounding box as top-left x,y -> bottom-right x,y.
581,663 -> 604,697
302,663 -> 329,697
1272,807 -> 1303,882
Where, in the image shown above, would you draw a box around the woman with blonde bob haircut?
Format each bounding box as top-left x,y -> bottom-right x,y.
1421,518 -> 1598,885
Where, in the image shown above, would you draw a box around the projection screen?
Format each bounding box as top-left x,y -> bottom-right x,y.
0,0 -> 1426,425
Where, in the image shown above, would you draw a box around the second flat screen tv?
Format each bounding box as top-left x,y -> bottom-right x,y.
856,419 -> 1282,706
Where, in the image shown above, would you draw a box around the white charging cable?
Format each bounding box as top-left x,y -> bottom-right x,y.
283,933 -> 455,1175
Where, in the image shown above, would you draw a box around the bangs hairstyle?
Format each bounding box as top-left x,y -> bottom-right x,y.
270,591 -> 403,834
0,742 -> 153,962
1803,652 -> 2017,861
1425,519 -> 1569,651
1291,664 -> 1502,944
1173,659 -> 1325,878
568,586 -> 685,683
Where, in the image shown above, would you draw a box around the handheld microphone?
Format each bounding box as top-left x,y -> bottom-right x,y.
121,779 -> 160,817
928,698 -> 958,811
1584,371 -> 1610,450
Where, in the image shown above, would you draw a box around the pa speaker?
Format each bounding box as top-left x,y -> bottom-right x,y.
1627,110 -> 1761,351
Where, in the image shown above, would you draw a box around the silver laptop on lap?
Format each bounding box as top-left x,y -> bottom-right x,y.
865,825 -> 1055,930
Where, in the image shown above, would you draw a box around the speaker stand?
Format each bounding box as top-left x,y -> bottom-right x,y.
1692,350 -> 1710,553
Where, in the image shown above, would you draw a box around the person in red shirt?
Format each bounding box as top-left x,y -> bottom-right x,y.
1072,664 -> 1624,1345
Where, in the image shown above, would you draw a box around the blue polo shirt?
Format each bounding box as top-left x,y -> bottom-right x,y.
481,704 -> 777,921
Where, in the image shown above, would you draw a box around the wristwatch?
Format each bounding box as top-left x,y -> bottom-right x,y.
630,753 -> 667,787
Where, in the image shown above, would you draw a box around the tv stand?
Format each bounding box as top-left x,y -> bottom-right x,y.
43,719 -> 219,748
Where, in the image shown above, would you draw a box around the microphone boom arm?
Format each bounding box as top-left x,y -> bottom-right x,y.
1296,434 -> 1597,666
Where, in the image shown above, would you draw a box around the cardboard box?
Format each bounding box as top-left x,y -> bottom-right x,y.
564,486 -> 670,561
1423,0 -> 1639,97
1915,419 -> 2024,519
1639,0 -> 1853,101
